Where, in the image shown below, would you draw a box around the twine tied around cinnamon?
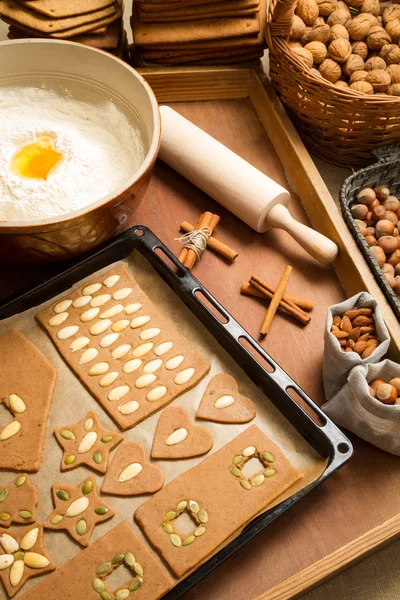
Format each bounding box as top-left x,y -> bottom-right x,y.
175,226 -> 212,261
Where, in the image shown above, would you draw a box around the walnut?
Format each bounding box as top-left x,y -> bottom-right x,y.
347,14 -> 377,41
316,0 -> 337,16
319,57 -> 342,81
383,5 -> 400,26
343,54 -> 365,76
300,26 -> 313,44
288,40 -> 303,48
328,38 -> 352,62
315,16 -> 326,25
387,83 -> 400,95
305,41 -> 328,63
335,80 -> 349,88
366,26 -> 392,51
366,68 -> 391,91
365,56 -> 387,71
330,24 -> 350,40
351,40 -> 369,60
345,0 -> 364,7
380,43 -> 400,65
310,23 -> 331,43
360,0 -> 380,17
336,0 -> 350,10
387,64 -> 400,83
327,8 -> 351,26
295,0 -> 319,26
350,81 -> 374,93
292,47 -> 314,68
350,70 -> 369,83
386,19 -> 400,43
310,67 -> 323,77
290,15 -> 307,40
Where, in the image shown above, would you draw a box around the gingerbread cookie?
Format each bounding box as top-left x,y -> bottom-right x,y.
101,442 -> 164,496
0,475 -> 37,527
20,521 -> 173,600
0,329 -> 56,472
196,373 -> 256,424
37,264 -> 210,431
136,425 -> 302,578
151,406 -> 214,459
44,475 -> 115,547
54,410 -> 124,474
0,524 -> 55,598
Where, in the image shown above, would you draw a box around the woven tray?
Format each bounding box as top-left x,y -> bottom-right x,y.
340,144 -> 400,322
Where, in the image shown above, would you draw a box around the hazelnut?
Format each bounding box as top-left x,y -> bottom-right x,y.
366,226 -> 376,235
355,219 -> 368,234
370,245 -> 386,267
364,56 -> 387,71
386,19 -> 400,43
378,236 -> 398,254
351,40 -> 369,60
365,235 -> 377,246
291,14 -> 307,39
357,187 -> 376,205
330,24 -> 350,41
292,47 -> 314,68
395,263 -> 400,275
351,203 -> 369,219
388,249 -> 400,266
305,41 -> 328,63
385,273 -> 396,288
387,64 -> 400,83
382,262 -> 395,276
318,57 -> 342,81
372,205 -> 387,222
370,378 -> 387,393
347,14 -> 376,41
309,23 -> 331,43
360,0 -> 380,16
327,8 -> 352,26
375,219 -> 393,237
316,0 -> 337,16
376,383 -> 397,404
367,26 -> 392,51
384,196 -> 400,212
329,38 -> 352,62
379,43 -> 400,65
389,377 -> 400,394
366,69 -> 391,92
350,70 -> 369,83
296,0 -> 319,26
387,83 -> 400,95
383,5 -> 400,26
371,199 -> 380,209
395,275 -> 400,294
385,210 -> 399,225
343,54 -> 365,76
376,186 -> 391,201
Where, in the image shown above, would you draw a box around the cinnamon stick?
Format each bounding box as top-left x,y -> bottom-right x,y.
260,266 -> 292,335
241,282 -> 314,312
184,212 -> 220,271
249,275 -> 311,326
180,221 -> 238,261
178,211 -> 206,265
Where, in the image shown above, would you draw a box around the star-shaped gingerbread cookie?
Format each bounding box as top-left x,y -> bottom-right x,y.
44,475 -> 115,547
54,410 -> 124,474
0,524 -> 55,598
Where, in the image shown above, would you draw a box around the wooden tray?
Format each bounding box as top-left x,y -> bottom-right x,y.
2,66 -> 400,600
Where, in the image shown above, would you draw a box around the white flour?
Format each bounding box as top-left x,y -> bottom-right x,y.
0,87 -> 145,221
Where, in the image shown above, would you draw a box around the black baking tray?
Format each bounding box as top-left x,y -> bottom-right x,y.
0,225 -> 353,599
340,144 -> 400,323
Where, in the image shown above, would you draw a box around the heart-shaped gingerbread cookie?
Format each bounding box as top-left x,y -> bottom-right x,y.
196,374 -> 256,424
151,406 -> 213,459
101,441 -> 164,496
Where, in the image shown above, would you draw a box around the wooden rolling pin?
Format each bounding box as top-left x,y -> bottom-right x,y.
159,106 -> 338,265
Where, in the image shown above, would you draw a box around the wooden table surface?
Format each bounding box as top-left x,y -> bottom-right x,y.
2,99 -> 400,600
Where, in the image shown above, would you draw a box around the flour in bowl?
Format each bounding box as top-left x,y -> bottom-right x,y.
0,87 -> 145,221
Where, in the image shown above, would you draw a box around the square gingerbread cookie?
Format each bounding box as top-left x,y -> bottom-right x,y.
36,265 -> 210,430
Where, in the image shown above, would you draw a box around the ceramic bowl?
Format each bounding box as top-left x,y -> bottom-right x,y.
0,39 -> 160,263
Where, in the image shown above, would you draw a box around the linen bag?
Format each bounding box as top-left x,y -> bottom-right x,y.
323,360 -> 400,456
323,292 -> 390,400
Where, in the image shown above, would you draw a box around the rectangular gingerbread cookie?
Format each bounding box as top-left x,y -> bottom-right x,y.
20,521 -> 174,600
135,425 -> 302,578
36,264 -> 210,431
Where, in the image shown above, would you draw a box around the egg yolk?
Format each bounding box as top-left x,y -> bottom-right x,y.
11,135 -> 63,180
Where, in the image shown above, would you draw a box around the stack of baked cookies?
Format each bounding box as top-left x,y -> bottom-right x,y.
131,0 -> 266,66
0,0 -> 125,56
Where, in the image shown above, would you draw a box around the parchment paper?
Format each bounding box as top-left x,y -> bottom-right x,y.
0,251 -> 327,597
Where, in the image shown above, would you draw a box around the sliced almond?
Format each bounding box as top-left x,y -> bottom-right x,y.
100,333 -> 119,348
83,283 -> 102,296
100,372 -> 119,387
23,552 -> 50,569
90,294 -> 111,307
49,312 -> 69,327
80,307 -> 100,322
108,385 -> 130,402
146,386 -> 167,402
166,427 -> 188,446
165,355 -> 184,370
100,304 -> 124,319
140,328 -> 160,341
10,560 -> 24,586
9,394 -> 26,414
123,359 -> 142,374
0,534 -> 19,554
143,359 -> 162,374
118,462 -> 142,482
66,496 -> 89,517
112,344 -> 132,359
103,274 -> 120,288
0,421 -> 21,440
80,348 -> 98,364
112,319 -> 130,333
78,431 -> 98,454
118,400 -> 140,415
132,342 -> 153,357
72,296 -> 92,308
154,341 -> 173,356
113,288 -> 132,300
131,315 -> 151,329
215,395 -> 235,409
174,368 -> 195,385
0,555 -> 14,570
53,299 -> 72,313
57,325 -> 79,340
88,362 -> 109,376
90,319 -> 111,336
135,374 -> 156,389
124,303 -> 142,315
70,337 -> 90,352
20,527 -> 39,551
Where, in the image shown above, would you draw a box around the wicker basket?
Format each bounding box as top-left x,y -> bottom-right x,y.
265,1 -> 400,168
340,144 -> 400,321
